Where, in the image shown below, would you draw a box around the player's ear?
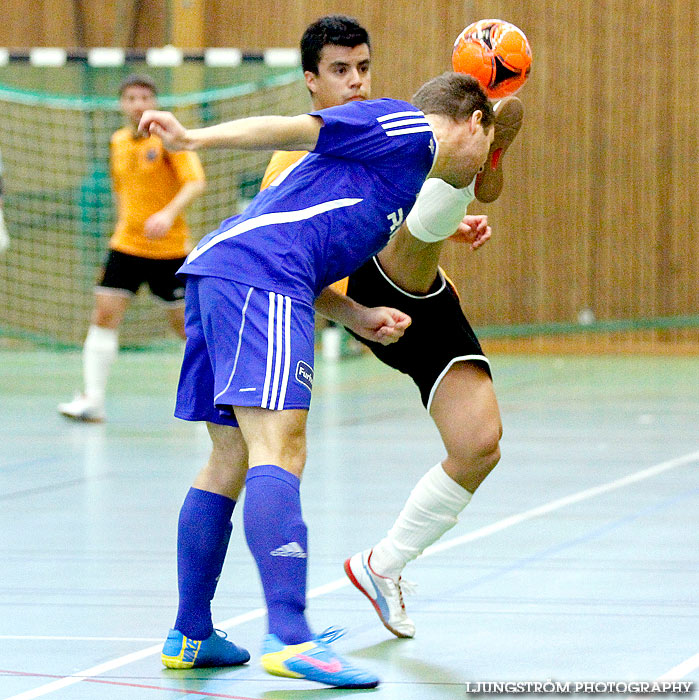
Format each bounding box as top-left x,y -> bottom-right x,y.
470,110 -> 483,132
304,71 -> 318,95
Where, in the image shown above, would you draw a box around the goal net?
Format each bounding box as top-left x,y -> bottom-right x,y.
0,60 -> 308,349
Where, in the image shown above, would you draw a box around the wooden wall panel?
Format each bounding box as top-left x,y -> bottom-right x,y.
438,0 -> 698,350
204,0 -> 458,100
172,0 -> 205,48
1,0 -> 77,46
132,0 -> 167,48
78,0 -> 121,47
0,0 -> 697,349
41,0 -> 80,47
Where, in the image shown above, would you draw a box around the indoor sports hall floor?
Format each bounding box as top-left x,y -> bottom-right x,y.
1,349 -> 697,699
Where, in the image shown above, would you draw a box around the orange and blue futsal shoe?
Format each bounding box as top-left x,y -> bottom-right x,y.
161,628 -> 250,669
260,627 -> 380,688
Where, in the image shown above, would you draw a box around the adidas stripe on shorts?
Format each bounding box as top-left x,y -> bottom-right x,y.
175,276 -> 316,427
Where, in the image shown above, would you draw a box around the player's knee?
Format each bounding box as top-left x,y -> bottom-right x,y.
445,427 -> 501,492
92,309 -> 120,328
210,440 -> 247,469
450,420 -> 502,472
208,423 -> 247,462
167,307 -> 186,339
488,418 -> 503,454
278,431 -> 307,475
246,425 -> 307,476
483,438 -> 501,473
478,422 -> 502,468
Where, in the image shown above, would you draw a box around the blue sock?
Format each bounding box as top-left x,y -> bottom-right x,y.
174,487 -> 235,640
244,465 -> 312,645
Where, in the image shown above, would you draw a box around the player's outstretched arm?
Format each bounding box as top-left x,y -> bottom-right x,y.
315,287 -> 411,346
139,111 -> 322,152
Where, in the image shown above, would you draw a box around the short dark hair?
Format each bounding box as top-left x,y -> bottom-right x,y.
118,73 -> 157,96
300,15 -> 371,74
412,72 -> 494,128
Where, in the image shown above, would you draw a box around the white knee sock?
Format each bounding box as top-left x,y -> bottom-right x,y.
83,325 -> 118,407
370,463 -> 472,578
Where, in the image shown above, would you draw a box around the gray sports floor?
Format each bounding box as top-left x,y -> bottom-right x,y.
1,349 -> 697,699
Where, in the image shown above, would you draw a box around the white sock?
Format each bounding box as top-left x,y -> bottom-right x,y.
83,325 -> 118,407
0,208 -> 9,254
370,463 -> 472,578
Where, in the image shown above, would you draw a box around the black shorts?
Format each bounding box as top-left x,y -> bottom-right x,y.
345,256 -> 491,409
97,249 -> 187,304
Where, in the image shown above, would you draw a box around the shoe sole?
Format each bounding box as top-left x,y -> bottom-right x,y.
162,650 -> 249,669
262,663 -> 378,689
161,654 -> 194,669
58,410 -> 105,424
475,96 -> 524,203
163,657 -> 248,669
343,558 -> 412,639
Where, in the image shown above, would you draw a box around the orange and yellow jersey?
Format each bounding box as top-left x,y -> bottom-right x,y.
261,150 -> 349,295
109,128 -> 205,259
259,149 -> 308,190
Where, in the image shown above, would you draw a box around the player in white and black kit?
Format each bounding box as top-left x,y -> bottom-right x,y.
140,71 -> 494,688
262,16 -> 520,642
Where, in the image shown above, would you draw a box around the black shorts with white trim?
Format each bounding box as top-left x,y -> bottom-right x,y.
97,249 -> 187,304
345,256 -> 491,410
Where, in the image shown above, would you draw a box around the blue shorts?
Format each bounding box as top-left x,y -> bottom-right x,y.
175,276 -> 316,427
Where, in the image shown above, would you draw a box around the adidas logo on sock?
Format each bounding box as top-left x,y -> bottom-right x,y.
270,541 -> 307,558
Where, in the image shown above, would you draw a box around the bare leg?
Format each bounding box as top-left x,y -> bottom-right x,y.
165,303 -> 187,340
58,291 -> 129,421
347,363 -> 502,638
377,226 -> 444,294
234,405 -> 308,478
234,407 -> 313,643
193,422 -> 249,498
372,362 -> 501,574
430,361 -> 502,493
83,291 -> 130,407
163,420 -> 251,669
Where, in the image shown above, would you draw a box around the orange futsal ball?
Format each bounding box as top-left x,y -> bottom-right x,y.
452,19 -> 532,98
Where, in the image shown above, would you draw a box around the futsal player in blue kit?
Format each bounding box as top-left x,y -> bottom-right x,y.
139,72 -> 494,688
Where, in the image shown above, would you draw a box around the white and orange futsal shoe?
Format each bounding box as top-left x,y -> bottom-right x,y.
344,549 -> 416,638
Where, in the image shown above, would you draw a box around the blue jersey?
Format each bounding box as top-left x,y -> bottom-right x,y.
180,98 -> 436,303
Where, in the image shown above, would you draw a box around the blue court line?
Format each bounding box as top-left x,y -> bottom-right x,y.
8,455 -> 696,700
0,455 -> 65,473
0,474 -> 115,502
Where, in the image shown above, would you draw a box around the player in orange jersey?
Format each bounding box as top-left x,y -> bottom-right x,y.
263,15 -> 521,639
59,74 -> 206,422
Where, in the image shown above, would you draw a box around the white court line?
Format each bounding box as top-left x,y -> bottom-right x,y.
628,651 -> 699,699
6,449 -> 699,700
423,448 -> 699,556
656,652 -> 699,680
0,636 -> 163,642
